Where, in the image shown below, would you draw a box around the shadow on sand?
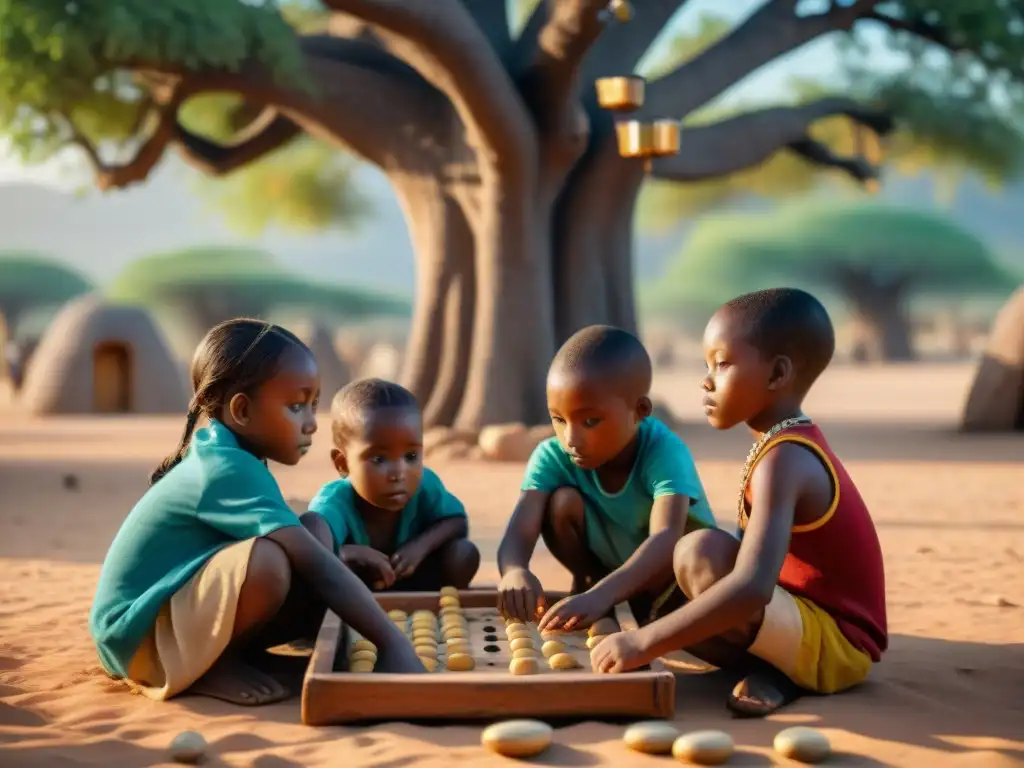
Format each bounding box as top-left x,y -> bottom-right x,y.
140,634 -> 1023,766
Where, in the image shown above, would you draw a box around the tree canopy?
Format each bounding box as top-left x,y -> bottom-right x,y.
4,1 -> 1024,424
0,253 -> 94,336
106,246 -> 410,328
643,202 -> 1018,358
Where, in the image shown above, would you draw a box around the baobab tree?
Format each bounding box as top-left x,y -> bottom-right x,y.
3,0 -> 1022,428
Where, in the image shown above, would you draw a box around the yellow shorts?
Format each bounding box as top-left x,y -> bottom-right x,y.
747,586 -> 873,694
127,538 -> 255,700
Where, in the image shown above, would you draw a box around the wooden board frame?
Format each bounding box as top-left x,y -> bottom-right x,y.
301,588 -> 676,725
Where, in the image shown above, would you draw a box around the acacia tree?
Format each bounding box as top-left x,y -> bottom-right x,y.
4,1 -> 1023,428
645,202 -> 1017,360
0,254 -> 93,342
107,246 -> 409,342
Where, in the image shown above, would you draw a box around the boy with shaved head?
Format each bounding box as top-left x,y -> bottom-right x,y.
497,325 -> 716,632
589,288 -> 888,718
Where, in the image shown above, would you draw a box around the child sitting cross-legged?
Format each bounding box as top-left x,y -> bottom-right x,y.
589,289 -> 888,718
89,320 -> 424,707
307,379 -> 480,591
498,325 -> 717,630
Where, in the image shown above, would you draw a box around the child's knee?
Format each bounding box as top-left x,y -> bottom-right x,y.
244,538 -> 292,609
439,538 -> 480,582
673,529 -> 740,599
446,538 -> 480,570
299,511 -> 333,550
545,486 -> 586,530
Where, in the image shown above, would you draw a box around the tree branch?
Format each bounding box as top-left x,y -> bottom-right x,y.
651,97 -> 892,182
172,111 -> 302,176
322,0 -> 536,173
863,10 -> 955,49
863,8 -> 1022,75
644,0 -> 876,119
59,94 -> 185,191
158,32 -> 454,174
582,0 -> 690,85
519,0 -> 609,133
514,2 -> 550,69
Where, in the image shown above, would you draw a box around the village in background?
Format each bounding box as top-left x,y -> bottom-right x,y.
1,2 -> 1023,765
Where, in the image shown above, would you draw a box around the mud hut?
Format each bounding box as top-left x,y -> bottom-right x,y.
961,287 -> 1024,431
20,295 -> 188,415
292,321 -> 352,403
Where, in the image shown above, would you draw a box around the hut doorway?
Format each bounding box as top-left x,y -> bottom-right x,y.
93,342 -> 132,413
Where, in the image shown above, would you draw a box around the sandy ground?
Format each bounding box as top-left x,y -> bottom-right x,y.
1,362 -> 1023,767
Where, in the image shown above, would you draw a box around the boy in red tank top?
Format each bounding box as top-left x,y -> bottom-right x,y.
589,288 -> 887,717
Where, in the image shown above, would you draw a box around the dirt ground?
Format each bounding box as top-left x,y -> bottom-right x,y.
1,362 -> 1022,766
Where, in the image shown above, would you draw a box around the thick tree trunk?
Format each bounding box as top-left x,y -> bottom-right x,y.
393,174 -> 476,426
841,272 -> 915,362
155,1 -> 895,429
553,135 -> 643,342
454,171 -> 555,429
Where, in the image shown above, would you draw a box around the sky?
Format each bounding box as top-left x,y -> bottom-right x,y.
0,0 -> 859,187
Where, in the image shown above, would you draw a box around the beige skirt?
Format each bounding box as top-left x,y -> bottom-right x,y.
126,538 -> 255,700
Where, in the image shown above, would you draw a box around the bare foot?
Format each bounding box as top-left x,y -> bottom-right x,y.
726,669 -> 804,718
189,655 -> 290,706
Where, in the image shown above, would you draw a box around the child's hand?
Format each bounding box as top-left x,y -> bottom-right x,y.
498,568 -> 547,621
589,631 -> 648,674
390,541 -> 429,580
538,590 -> 610,632
342,545 -> 396,589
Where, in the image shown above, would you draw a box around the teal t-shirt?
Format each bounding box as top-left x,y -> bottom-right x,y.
89,420 -> 302,678
521,417 -> 715,569
308,468 -> 466,553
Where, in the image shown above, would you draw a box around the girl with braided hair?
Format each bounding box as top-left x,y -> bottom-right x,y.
91,319 -> 423,707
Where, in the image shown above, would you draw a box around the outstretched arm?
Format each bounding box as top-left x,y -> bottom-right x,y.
590,495 -> 687,607
497,490 -> 549,575
595,444 -> 817,670
267,525 -> 423,670
497,491 -> 551,620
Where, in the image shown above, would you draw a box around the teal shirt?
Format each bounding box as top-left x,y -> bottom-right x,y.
308,468 -> 466,553
521,417 -> 715,569
89,421 -> 302,678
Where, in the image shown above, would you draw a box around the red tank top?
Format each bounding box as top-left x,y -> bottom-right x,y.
741,424 -> 888,661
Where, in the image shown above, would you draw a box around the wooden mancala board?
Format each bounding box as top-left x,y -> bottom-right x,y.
301,588 -> 676,724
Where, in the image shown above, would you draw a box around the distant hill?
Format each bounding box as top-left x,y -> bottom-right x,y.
1,155 -> 1022,297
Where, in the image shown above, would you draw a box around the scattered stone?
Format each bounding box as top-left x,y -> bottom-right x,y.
623,720 -> 680,755
168,731 -> 208,764
423,426 -> 479,457
916,546 -> 934,555
773,726 -> 831,763
62,473 -> 79,491
478,423 -> 534,462
481,719 -> 553,758
428,441 -> 475,462
671,730 -> 734,765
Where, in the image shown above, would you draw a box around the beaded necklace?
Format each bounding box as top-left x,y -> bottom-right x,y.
736,415 -> 812,531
